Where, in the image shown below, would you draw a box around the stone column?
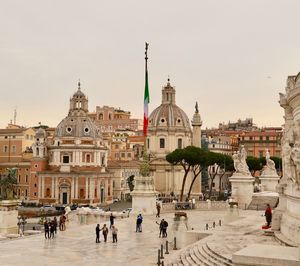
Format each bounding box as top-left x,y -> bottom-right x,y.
41,177 -> 45,198
71,178 -> 75,200
85,177 -> 89,199
90,177 -> 95,201
55,177 -> 59,200
75,177 -> 78,199
51,177 -> 55,198
38,176 -> 42,199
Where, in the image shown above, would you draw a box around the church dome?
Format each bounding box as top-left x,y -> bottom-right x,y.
149,104 -> 191,129
55,116 -> 101,139
35,127 -> 46,138
54,82 -> 102,140
148,79 -> 191,131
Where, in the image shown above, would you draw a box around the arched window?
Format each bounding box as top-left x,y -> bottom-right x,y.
160,138 -> 165,149
99,113 -> 103,120
178,138 -> 183,149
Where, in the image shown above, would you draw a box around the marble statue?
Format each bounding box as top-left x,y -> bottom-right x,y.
232,146 -> 251,175
290,141 -> 300,184
261,149 -> 277,176
0,168 -> 17,200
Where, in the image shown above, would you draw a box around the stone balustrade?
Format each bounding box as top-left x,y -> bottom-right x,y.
162,201 -> 228,212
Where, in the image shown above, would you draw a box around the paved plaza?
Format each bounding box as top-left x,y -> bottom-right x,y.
0,209 -> 279,266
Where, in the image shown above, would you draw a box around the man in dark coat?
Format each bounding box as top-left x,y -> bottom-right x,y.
96,224 -> 100,243
110,213 -> 115,229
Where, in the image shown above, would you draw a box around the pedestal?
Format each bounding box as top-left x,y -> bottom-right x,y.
0,200 -> 18,234
131,175 -> 157,215
229,173 -> 254,209
280,182 -> 300,244
259,175 -> 280,192
131,191 -> 157,215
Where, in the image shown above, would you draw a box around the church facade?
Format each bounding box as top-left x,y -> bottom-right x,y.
148,79 -> 202,197
31,83 -> 112,205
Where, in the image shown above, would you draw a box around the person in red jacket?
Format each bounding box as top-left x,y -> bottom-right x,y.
265,204 -> 272,227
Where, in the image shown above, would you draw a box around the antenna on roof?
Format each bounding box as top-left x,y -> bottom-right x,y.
14,108 -> 17,125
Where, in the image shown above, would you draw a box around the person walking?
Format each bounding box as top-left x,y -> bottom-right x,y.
110,213 -> 115,229
50,221 -> 55,238
101,224 -> 109,242
111,225 -> 118,243
162,219 -> 168,237
95,224 -> 100,243
156,203 -> 161,218
53,217 -> 58,235
265,204 -> 272,228
136,214 -> 143,232
156,219 -> 164,237
59,215 -> 64,231
44,221 -> 50,239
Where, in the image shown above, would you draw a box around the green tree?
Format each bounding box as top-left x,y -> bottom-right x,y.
246,156 -> 263,176
166,146 -> 205,201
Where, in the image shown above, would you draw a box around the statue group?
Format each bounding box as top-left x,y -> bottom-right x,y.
232,145 -> 251,176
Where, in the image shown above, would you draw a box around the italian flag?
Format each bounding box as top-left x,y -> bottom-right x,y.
143,65 -> 149,136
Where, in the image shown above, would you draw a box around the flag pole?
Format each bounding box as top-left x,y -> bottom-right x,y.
143,42 -> 149,155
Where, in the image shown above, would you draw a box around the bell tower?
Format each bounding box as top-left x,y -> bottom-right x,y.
69,81 -> 89,116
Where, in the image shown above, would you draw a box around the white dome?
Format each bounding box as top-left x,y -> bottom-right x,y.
55,116 -> 101,139
148,80 -> 191,133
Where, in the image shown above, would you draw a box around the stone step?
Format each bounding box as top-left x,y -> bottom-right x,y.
183,251 -> 196,265
248,196 -> 278,210
189,247 -> 202,265
205,243 -> 233,266
169,241 -> 234,266
196,244 -> 215,266
180,253 -> 191,266
202,244 -> 231,266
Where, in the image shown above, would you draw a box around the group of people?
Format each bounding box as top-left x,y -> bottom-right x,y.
95,213 -> 119,243
44,217 -> 57,239
156,219 -> 168,238
43,214 -> 67,239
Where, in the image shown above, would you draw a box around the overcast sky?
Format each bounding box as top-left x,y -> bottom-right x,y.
1,0 -> 300,129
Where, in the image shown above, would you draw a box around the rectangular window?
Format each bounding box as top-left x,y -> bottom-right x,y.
25,175 -> 28,183
121,153 -> 125,158
12,145 -> 16,153
127,153 -> 131,157
147,139 -> 150,149
3,146 -> 8,153
259,150 -> 263,157
178,138 -> 183,149
63,155 -> 69,163
160,138 -> 165,149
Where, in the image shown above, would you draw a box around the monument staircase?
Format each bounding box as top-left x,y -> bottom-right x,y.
247,193 -> 279,211
169,242 -> 233,266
